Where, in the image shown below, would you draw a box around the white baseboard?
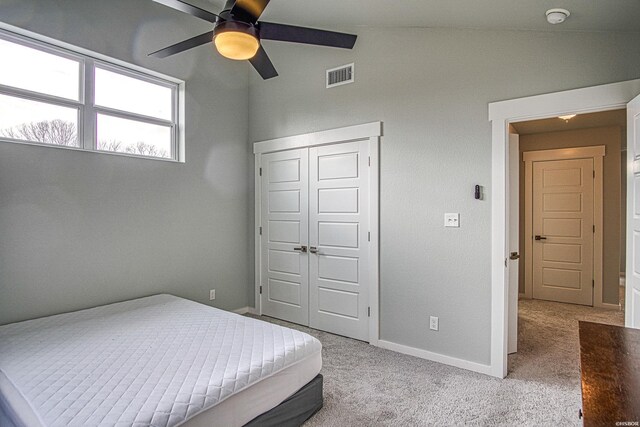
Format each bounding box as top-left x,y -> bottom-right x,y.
597,302 -> 622,311
376,340 -> 492,376
233,306 -> 260,315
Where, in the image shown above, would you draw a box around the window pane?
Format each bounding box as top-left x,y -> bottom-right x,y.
0,94 -> 79,147
0,38 -> 80,101
95,68 -> 172,120
97,114 -> 172,159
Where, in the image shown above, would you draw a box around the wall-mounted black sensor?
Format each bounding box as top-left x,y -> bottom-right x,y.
475,185 -> 481,200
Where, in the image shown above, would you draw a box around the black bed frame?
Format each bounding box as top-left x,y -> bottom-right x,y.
244,374 -> 323,427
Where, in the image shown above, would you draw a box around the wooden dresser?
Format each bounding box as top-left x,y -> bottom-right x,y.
578,321 -> 640,426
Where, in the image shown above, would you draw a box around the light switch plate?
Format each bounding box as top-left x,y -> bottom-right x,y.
444,213 -> 460,228
430,316 -> 439,331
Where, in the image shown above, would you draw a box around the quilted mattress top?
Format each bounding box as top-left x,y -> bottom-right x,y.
0,295 -> 321,426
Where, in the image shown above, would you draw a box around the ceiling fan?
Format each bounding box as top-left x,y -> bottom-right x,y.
149,0 -> 358,80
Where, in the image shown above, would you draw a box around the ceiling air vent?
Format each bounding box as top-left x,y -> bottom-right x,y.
326,63 -> 354,88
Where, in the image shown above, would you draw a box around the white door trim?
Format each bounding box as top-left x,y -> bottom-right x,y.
488,79 -> 640,379
626,95 -> 640,328
253,122 -> 382,154
507,132 -> 519,355
253,122 -> 382,345
522,146 -> 605,306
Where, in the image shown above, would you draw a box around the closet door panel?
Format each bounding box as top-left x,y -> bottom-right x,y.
261,149 -> 309,326
309,140 -> 370,341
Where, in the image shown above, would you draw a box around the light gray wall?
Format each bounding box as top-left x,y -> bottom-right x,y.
248,27 -> 640,365
0,0 -> 251,325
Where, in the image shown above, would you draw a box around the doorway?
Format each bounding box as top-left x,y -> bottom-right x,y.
509,113 -> 624,364
488,79 -> 640,378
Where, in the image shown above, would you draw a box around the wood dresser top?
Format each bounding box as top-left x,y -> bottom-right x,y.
578,321 -> 640,427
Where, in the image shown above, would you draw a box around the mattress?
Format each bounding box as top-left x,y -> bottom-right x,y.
0,295 -> 322,427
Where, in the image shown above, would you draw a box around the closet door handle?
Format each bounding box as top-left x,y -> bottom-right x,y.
294,245 -> 307,253
309,246 -> 318,254
534,235 -> 547,241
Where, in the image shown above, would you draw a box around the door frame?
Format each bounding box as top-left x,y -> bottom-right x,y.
522,146 -> 605,305
507,132 -> 519,354
627,95 -> 640,328
253,121 -> 382,345
488,79 -> 640,378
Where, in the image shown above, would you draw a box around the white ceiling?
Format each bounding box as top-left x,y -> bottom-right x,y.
511,109 -> 626,135
203,0 -> 640,32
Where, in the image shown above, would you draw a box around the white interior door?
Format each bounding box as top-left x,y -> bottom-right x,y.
627,93 -> 640,328
308,140 -> 370,341
261,149 -> 309,326
508,133 -> 519,354
532,158 -> 594,306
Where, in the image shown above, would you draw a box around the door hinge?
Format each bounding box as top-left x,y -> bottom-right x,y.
593,225 -> 595,233
259,286 -> 263,294
368,231 -> 371,241
259,226 -> 262,235
368,307 -> 371,317
259,167 -> 262,176
592,279 -> 594,288
593,170 -> 595,178
368,156 -> 371,167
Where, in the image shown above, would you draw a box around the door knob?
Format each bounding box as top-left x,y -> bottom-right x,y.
309,246 -> 318,254
294,245 -> 307,253
534,235 -> 547,241
510,252 -> 520,260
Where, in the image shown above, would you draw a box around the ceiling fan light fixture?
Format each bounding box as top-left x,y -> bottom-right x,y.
150,0 -> 358,80
214,22 -> 259,61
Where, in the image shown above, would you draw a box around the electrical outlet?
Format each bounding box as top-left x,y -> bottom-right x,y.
429,316 -> 439,331
444,213 -> 460,228
209,289 -> 216,300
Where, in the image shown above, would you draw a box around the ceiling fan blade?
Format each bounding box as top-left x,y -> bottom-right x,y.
149,31 -> 214,58
259,22 -> 357,49
249,46 -> 278,80
153,0 -> 219,23
231,0 -> 271,21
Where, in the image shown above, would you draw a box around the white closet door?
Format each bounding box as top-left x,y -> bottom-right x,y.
261,149 -> 309,326
308,140 -> 370,341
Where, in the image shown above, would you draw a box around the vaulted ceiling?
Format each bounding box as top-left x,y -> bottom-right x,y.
203,0 -> 640,32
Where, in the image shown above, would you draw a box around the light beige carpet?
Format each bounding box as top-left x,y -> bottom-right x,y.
251,292 -> 624,426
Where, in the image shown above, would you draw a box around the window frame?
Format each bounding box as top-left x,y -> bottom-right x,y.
0,26 -> 184,162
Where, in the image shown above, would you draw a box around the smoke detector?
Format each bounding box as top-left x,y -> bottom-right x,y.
546,8 -> 570,24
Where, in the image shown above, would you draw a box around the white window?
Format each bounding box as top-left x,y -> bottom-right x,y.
0,29 -> 182,161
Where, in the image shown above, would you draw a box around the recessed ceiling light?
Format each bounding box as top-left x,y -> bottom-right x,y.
558,114 -> 577,122
546,8 -> 570,25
